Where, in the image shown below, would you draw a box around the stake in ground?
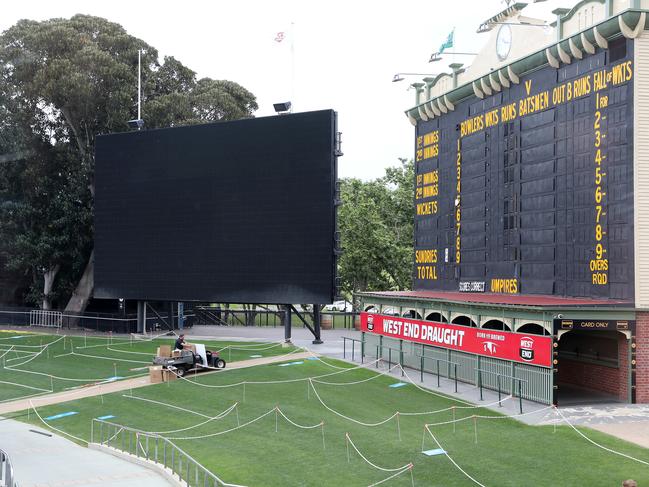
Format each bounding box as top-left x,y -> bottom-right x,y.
2,331 -> 648,486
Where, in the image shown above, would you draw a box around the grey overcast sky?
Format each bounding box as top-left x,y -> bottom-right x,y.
0,0 -> 566,180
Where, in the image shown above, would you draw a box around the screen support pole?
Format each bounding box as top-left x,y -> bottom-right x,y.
312,304 -> 323,344
137,301 -> 145,333
168,302 -> 174,330
284,305 -> 292,343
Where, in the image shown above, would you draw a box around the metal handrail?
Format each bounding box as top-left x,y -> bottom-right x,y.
91,419 -> 245,487
0,447 -> 18,487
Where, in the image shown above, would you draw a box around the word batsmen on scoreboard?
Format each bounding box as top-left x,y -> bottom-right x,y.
361,313 -> 552,367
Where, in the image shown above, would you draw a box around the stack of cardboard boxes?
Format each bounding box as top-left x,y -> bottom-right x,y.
149,344 -> 181,383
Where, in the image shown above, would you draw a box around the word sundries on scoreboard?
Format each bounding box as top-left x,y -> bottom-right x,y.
414,38 -> 634,300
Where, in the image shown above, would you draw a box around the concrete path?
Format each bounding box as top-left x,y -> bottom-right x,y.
0,418 -> 174,486
0,350 -> 314,416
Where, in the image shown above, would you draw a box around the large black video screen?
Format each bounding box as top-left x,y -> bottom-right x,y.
414,38 -> 634,300
95,110 -> 337,303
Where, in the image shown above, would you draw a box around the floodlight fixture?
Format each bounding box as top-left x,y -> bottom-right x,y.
273,101 -> 292,114
430,51 -> 478,62
127,119 -> 145,130
392,73 -> 438,82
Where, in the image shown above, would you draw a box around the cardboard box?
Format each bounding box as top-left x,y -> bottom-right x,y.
162,368 -> 178,382
149,366 -> 163,384
158,345 -> 172,357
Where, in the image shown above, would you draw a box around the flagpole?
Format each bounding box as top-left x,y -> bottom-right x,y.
290,21 -> 295,112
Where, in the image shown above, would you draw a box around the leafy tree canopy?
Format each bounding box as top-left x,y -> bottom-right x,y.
0,14 -> 258,308
338,159 -> 414,308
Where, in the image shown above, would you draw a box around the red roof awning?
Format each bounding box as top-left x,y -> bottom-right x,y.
361,290 -> 632,308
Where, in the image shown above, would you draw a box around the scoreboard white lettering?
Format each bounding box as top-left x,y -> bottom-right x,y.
413,38 -> 634,300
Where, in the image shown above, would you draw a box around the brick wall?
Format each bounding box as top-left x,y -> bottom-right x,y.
635,312 -> 649,403
558,334 -> 629,401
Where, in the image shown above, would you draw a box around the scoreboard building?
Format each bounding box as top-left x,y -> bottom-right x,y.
360,1 -> 649,404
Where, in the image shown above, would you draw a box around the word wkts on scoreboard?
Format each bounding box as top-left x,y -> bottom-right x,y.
414,38 -> 634,301
95,110 -> 338,304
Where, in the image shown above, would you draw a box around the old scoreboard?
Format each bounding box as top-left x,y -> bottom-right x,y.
414,38 -> 635,300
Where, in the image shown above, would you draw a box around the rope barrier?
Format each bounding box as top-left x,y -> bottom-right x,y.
165,408 -> 277,440
554,406 -> 649,466
275,407 -> 323,429
29,400 -> 88,445
309,380 -> 399,427
144,403 -> 239,435
396,364 -> 475,406
69,350 -> 149,364
121,395 -> 215,419
345,433 -> 412,472
367,466 -> 413,487
0,379 -> 50,392
424,425 -> 486,487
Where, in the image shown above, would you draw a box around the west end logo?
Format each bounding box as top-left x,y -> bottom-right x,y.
519,336 -> 534,361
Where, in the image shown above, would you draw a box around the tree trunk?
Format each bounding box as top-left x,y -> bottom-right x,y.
65,250 -> 94,313
42,264 -> 61,310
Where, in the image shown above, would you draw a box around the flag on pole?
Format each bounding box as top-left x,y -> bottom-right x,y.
274,32 -> 286,43
439,29 -> 454,54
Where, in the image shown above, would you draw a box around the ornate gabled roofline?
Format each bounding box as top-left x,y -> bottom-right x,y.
405,8 -> 647,126
477,2 -> 529,33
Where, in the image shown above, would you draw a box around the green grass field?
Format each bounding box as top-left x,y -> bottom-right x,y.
0,330 -> 297,402
2,330 -> 648,486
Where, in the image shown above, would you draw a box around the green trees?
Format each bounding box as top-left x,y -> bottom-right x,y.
338,159 -> 414,308
0,15 -> 257,309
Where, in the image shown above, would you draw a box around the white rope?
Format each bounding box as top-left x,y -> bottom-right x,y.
143,403 -> 239,434
474,404 -> 554,420
555,407 -> 649,466
0,389 -> 54,404
399,396 -> 513,417
6,335 -> 64,367
228,342 -> 285,351
346,433 -> 412,472
0,379 -> 50,392
309,380 -> 398,427
304,349 -> 362,370
121,395 -> 213,419
106,346 -> 155,356
6,366 -> 145,383
312,364 -> 401,386
29,400 -> 88,445
70,350 -> 149,364
0,346 -> 15,360
276,407 -> 323,429
367,466 -> 413,487
165,408 -> 277,440
425,426 -> 486,487
397,364 -> 474,406
173,357 -> 383,389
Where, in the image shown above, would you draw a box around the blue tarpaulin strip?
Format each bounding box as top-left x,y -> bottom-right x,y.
278,361 -> 304,367
45,412 -> 78,421
97,415 -> 115,420
389,382 -> 407,388
422,448 -> 446,456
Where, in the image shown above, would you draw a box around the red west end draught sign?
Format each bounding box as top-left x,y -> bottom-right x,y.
360,313 -> 552,367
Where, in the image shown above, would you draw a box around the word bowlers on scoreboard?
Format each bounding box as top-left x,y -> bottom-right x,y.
361,312 -> 552,367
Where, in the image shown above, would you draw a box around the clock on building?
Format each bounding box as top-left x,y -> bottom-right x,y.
496,24 -> 512,60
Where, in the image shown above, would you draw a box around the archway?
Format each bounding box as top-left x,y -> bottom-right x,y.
403,309 -> 422,319
451,315 -> 477,327
556,329 -> 628,405
481,319 -> 511,332
517,323 -> 550,335
425,312 -> 448,323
